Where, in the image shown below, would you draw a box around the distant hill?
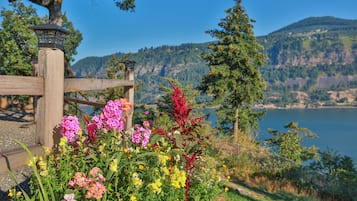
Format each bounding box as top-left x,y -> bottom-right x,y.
72,16 -> 357,107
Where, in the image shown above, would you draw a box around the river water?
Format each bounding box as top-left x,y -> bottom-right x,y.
205,108 -> 357,163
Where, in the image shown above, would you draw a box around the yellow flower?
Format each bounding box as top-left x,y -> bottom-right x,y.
130,195 -> 137,201
132,173 -> 143,187
224,187 -> 229,192
138,164 -> 145,170
42,146 -> 51,155
161,167 -> 169,175
37,160 -> 47,170
170,167 -> 186,188
8,189 -> 22,198
226,175 -> 231,180
148,179 -> 162,194
40,170 -> 48,177
59,137 -> 68,147
158,154 -> 169,166
27,156 -> 37,167
109,159 -> 118,172
8,188 -> 15,197
98,143 -> 106,153
123,148 -> 129,154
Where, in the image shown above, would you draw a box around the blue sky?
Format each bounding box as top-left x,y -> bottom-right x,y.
2,0 -> 357,63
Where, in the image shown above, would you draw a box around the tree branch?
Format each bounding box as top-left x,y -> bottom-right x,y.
28,0 -> 51,7
9,0 -> 63,25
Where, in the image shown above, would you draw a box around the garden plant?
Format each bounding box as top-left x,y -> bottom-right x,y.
9,84 -> 222,201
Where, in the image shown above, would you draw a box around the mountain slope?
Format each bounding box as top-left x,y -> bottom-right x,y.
72,16 -> 357,106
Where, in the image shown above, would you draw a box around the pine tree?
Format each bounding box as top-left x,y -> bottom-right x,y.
199,0 -> 266,141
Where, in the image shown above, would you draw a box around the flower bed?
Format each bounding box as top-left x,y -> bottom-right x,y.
9,85 -> 222,201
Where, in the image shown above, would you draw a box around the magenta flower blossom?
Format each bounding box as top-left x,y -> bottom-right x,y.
91,115 -> 102,129
131,124 -> 152,147
61,115 -> 81,142
100,100 -> 125,131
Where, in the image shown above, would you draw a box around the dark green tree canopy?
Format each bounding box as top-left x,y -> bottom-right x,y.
199,0 -> 266,135
8,0 -> 136,25
0,1 -> 82,75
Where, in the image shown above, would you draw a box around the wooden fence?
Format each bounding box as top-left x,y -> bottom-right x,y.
0,47 -> 134,173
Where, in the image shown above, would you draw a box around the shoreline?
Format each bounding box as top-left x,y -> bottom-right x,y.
254,104 -> 357,110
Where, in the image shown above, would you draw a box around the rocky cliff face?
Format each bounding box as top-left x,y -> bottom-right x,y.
272,49 -> 355,67
259,16 -> 357,67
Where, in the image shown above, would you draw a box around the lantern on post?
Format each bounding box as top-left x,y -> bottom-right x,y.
123,60 -> 136,71
31,24 -> 68,148
31,24 -> 68,51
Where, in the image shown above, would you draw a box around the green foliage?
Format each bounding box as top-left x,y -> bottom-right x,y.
309,149 -> 357,201
309,89 -> 331,102
199,1 -> 266,133
114,0 -> 135,11
97,55 -> 128,101
270,16 -> 357,36
0,1 -> 82,76
0,1 -> 41,75
265,122 -> 319,167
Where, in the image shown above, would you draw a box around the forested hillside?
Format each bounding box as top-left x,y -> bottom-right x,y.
72,16 -> 357,106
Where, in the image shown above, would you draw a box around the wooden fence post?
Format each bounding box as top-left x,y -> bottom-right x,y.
124,66 -> 134,129
36,48 -> 64,148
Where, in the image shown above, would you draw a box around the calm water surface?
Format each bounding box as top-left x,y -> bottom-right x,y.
205,108 -> 357,163
258,108 -> 357,163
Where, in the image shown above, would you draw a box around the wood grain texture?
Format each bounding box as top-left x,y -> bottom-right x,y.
64,78 -> 134,92
0,75 -> 43,95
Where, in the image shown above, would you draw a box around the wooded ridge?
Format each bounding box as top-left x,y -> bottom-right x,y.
72,16 -> 357,107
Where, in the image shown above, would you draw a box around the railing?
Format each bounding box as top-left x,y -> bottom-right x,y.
0,47 -> 134,173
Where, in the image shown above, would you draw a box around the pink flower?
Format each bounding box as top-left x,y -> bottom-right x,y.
91,115 -> 102,129
61,115 -> 80,142
63,193 -> 76,201
68,168 -> 107,199
144,111 -> 150,115
131,124 -> 152,147
143,120 -> 150,128
69,172 -> 89,189
85,181 -> 107,200
97,173 -> 106,182
101,100 -> 125,131
89,167 -> 100,178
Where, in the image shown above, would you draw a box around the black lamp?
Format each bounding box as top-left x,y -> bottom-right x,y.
31,24 -> 68,51
123,60 -> 136,71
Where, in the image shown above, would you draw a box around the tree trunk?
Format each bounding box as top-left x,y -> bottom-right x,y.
29,0 -> 63,25
48,0 -> 63,25
233,107 -> 239,143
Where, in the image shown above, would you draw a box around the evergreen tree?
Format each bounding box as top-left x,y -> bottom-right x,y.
199,0 -> 266,140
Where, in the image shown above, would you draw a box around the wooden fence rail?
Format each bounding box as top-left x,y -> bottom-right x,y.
0,75 -> 44,96
0,48 -> 134,173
